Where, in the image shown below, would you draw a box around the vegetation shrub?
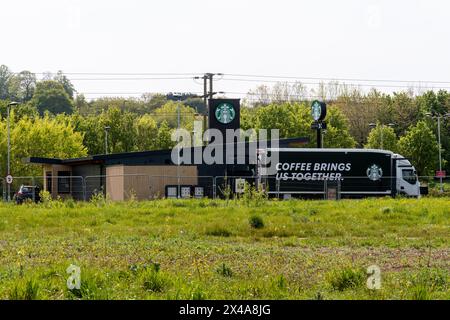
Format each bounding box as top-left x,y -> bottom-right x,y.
381,207 -> 392,214
67,274 -> 107,300
249,215 -> 264,229
411,269 -> 448,292
327,267 -> 365,291
8,279 -> 39,300
216,263 -> 233,278
191,286 -> 207,300
205,225 -> 232,237
142,270 -> 167,293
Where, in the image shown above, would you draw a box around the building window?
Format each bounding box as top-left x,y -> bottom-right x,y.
58,171 -> 71,193
46,171 -> 52,193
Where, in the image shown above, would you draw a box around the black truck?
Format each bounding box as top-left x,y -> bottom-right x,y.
256,148 -> 420,198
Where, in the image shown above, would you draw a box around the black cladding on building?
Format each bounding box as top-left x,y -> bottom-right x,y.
26,137 -> 309,178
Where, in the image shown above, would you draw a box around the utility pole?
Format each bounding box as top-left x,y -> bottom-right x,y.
177,102 -> 181,198
207,73 -> 214,100
194,73 -> 223,139
437,115 -> 442,193
104,126 -> 110,154
7,102 -> 19,201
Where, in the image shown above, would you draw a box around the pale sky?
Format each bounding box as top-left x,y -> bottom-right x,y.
1,0 -> 449,99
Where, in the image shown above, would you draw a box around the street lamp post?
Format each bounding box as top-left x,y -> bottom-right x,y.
104,126 -> 111,155
426,112 -> 450,193
7,102 -> 19,201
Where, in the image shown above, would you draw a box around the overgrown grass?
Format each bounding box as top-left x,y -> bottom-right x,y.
0,197 -> 449,300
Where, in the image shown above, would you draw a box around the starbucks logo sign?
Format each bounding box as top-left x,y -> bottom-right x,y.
311,100 -> 327,121
367,164 -> 383,181
215,103 -> 236,124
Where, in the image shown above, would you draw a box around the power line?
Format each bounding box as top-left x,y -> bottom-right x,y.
220,77 -> 450,89
69,77 -> 196,81
17,72 -> 202,76
12,70 -> 450,84
224,73 -> 450,85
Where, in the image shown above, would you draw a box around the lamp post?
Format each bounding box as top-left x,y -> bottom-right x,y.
368,122 -> 395,150
7,101 -> 19,201
104,126 -> 110,155
425,112 -> 450,193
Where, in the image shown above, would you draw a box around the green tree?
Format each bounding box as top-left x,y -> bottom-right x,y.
31,80 -> 74,115
240,106 -> 257,131
152,101 -> 196,130
0,113 -> 86,177
17,71 -> 37,102
154,121 -> 174,150
322,107 -> 357,148
86,97 -> 146,115
134,114 -> 158,151
4,71 -> 37,102
54,71 -> 75,99
398,121 -> 439,176
365,123 -> 398,152
0,65 -> 12,100
0,100 -> 38,119
141,93 -> 168,112
255,102 -> 310,139
391,92 -> 421,136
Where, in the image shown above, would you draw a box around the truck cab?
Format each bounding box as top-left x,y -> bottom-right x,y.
393,154 -> 420,197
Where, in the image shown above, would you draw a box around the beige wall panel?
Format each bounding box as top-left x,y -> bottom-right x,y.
121,165 -> 197,200
106,165 -> 124,201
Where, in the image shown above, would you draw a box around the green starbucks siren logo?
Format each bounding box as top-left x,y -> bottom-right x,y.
215,102 -> 236,124
311,100 -> 323,121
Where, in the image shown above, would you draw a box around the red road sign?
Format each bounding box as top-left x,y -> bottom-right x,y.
436,170 -> 446,178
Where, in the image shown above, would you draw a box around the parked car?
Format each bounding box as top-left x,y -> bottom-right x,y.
14,185 -> 41,204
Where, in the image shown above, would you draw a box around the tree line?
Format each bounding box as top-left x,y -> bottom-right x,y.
0,64 -> 448,177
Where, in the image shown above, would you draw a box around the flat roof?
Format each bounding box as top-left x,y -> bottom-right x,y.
24,137 -> 310,166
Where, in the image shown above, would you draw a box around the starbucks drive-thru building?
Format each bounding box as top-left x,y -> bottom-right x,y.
25,99 -> 309,200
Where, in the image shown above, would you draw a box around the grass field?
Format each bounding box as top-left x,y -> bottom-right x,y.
0,196 -> 449,300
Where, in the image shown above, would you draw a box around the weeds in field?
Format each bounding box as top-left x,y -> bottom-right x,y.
142,269 -> 168,293
216,263 -> 233,278
242,182 -> 268,207
205,225 -> 232,237
0,197 -> 449,300
249,215 -> 264,229
8,279 -> 39,300
190,286 -> 207,300
89,188 -> 111,207
327,267 -> 365,291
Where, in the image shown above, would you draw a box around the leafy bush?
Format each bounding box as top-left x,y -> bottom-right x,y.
249,215 -> 264,229
327,267 -> 365,291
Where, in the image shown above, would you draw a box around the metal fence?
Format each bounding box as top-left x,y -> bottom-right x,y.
1,174 -> 449,202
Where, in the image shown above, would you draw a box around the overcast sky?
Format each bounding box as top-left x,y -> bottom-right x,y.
1,0 -> 449,99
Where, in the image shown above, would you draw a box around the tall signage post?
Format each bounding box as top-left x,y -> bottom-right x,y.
208,98 -> 241,140
310,100 -> 327,148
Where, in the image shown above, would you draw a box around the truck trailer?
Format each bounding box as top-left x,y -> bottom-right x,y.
256,148 -> 420,198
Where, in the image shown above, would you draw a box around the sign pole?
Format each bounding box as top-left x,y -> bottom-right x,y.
317,125 -> 322,148
311,100 -> 327,149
